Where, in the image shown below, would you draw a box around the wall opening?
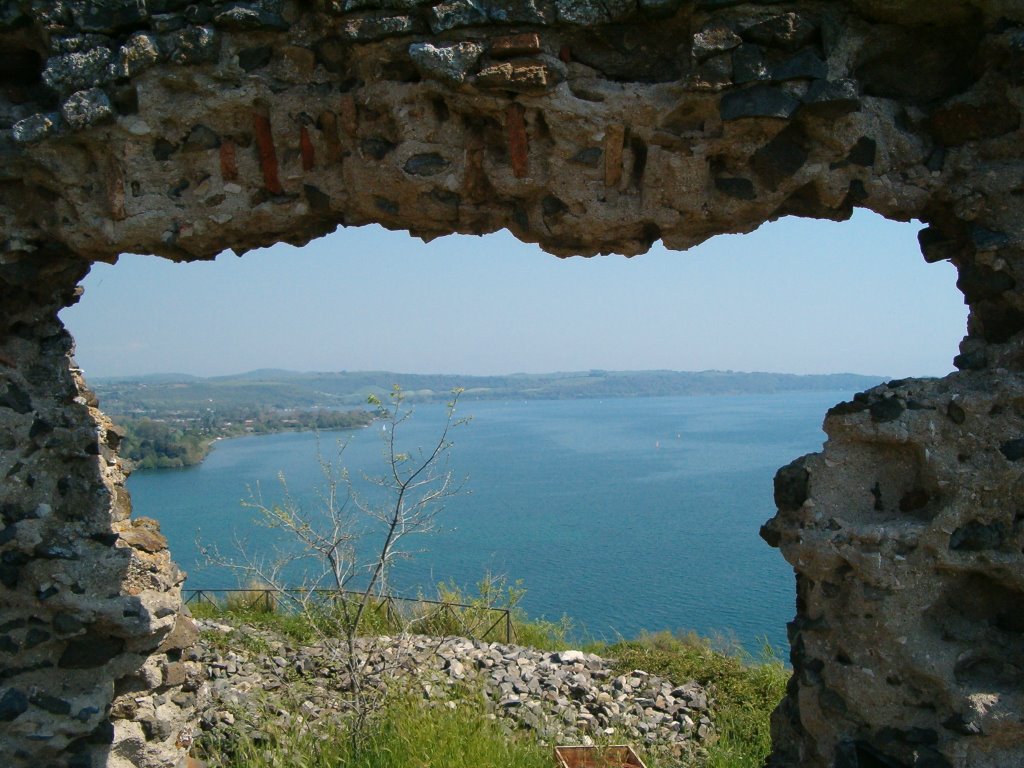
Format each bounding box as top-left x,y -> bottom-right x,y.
57,208 -> 967,657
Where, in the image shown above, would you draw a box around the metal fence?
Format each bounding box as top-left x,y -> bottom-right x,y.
183,587 -> 515,644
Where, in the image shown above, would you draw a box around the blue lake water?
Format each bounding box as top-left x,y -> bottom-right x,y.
126,391 -> 852,653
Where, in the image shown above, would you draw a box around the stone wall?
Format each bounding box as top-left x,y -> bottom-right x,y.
0,250 -> 197,766
0,1 -> 1022,766
762,374 -> 1024,768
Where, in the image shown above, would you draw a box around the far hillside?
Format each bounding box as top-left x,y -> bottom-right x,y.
91,368 -> 886,414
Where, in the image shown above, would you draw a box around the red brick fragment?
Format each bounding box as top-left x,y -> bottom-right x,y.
604,124 -> 625,187
463,129 -> 492,202
300,125 -> 315,171
318,111 -> 343,164
252,112 -> 283,195
507,103 -> 528,179
492,33 -> 542,59
559,45 -> 572,63
338,93 -> 358,137
106,157 -> 125,221
219,140 -> 238,182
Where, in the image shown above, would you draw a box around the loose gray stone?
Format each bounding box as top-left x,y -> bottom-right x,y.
556,649 -> 586,664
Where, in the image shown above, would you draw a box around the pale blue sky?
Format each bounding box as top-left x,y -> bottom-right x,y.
60,209 -> 968,379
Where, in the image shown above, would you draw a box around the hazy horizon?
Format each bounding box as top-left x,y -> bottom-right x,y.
87,365 -> 891,381
61,209 -> 969,381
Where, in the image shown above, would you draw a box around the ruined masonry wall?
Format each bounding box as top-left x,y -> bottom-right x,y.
1,1 -> 1023,766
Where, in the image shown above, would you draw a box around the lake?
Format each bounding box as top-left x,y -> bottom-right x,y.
126,391 -> 852,653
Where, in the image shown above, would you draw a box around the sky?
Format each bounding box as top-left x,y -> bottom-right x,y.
59,209 -> 969,380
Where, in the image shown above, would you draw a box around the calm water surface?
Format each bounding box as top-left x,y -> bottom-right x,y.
128,392 -> 851,653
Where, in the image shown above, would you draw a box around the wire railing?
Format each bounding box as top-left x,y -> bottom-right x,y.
184,587 -> 516,644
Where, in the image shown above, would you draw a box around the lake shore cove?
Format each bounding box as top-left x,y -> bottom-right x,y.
191,617 -> 716,766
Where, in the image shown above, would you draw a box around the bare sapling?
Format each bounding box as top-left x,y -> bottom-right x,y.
200,385 -> 468,750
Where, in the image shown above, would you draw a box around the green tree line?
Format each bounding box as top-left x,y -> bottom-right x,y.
116,408 -> 375,470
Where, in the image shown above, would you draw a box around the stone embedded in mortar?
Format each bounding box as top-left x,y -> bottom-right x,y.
570,146 -> 602,167
212,3 -> 289,30
484,0 -> 554,26
720,83 -> 801,120
715,175 -> 755,199
476,59 -> 556,93
117,518 -> 169,554
338,0 -> 436,10
429,0 -> 489,33
1000,437 -> 1024,461
692,24 -> 742,61
770,49 -> 827,82
740,12 -> 817,51
800,78 -> 861,117
168,25 -> 220,65
61,88 -> 114,130
409,41 -> 484,84
733,43 -> 769,84
341,11 -> 423,40
404,152 -> 450,175
555,0 -> 635,26
43,48 -> 112,96
70,0 -> 149,34
112,32 -> 162,79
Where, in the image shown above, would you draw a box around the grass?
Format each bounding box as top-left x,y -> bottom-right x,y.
201,688 -> 552,768
189,574 -> 575,649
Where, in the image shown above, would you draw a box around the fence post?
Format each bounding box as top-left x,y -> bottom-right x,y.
505,610 -> 512,644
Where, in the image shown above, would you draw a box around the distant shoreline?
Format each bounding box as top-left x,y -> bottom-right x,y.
132,422 -> 382,472
99,370 -> 888,472
93,368 -> 888,410
115,408 -> 376,472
